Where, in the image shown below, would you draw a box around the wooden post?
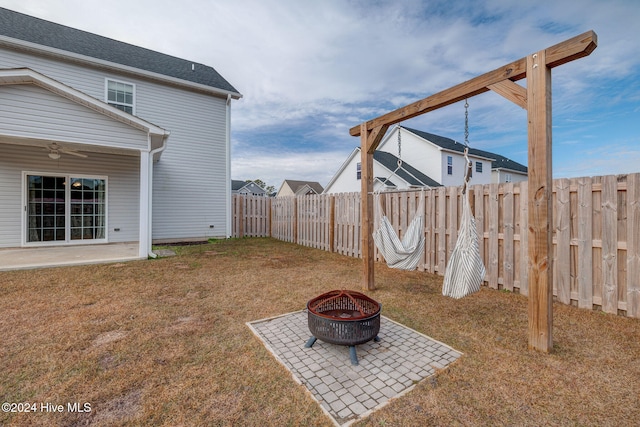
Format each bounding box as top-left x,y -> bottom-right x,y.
268,197 -> 272,237
293,197 -> 298,244
329,195 -> 336,253
526,49 -> 553,352
361,124 -> 376,290
360,123 -> 388,290
238,195 -> 244,238
350,31 -> 597,327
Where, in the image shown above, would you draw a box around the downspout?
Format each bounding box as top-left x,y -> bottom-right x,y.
225,93 -> 232,238
147,135 -> 168,258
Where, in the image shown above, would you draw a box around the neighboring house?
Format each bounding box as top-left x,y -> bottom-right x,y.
395,127 -> 528,185
277,180 -> 324,197
0,8 -> 241,258
323,148 -> 441,194
323,125 -> 527,194
232,180 -> 267,196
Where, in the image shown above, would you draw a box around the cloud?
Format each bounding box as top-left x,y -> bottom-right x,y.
231,147 -> 350,189
4,0 -> 639,184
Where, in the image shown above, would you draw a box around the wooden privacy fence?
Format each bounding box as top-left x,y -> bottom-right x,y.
232,173 -> 640,318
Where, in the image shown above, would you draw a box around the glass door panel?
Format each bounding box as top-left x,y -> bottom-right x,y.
70,178 -> 106,241
27,175 -> 66,242
27,175 -> 106,244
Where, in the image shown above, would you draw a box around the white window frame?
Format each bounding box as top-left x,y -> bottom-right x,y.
22,171 -> 109,246
105,78 -> 136,115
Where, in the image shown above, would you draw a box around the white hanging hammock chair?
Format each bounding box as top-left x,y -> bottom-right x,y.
372,192 -> 425,271
442,147 -> 486,299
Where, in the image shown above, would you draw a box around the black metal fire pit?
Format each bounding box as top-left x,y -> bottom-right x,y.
305,289 -> 381,365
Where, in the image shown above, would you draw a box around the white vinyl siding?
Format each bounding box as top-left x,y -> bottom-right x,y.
0,45 -> 232,242
143,85 -> 229,240
0,144 -> 139,248
0,84 -> 148,150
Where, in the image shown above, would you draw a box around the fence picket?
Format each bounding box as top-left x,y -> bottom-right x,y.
503,183 -> 515,292
628,174 -> 640,317
556,178 -> 571,304
232,172 -> 640,318
488,183 -> 499,289
601,175 -> 618,314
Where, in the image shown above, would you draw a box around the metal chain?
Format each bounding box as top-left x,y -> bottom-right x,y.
397,126 -> 402,168
464,100 -> 469,147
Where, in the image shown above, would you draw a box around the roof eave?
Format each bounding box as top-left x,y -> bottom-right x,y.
493,167 -> 528,174
0,35 -> 243,100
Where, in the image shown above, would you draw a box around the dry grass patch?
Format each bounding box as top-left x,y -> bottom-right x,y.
1,237 -> 639,426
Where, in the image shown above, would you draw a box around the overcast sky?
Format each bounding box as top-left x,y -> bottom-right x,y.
3,0 -> 639,190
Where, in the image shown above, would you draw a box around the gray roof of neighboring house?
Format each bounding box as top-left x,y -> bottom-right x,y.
0,7 -> 239,95
232,180 -> 266,193
373,150 -> 442,187
375,177 -> 397,187
283,180 -> 324,194
231,180 -> 247,191
402,126 -> 528,174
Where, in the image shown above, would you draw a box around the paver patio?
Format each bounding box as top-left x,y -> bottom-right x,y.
248,310 -> 462,426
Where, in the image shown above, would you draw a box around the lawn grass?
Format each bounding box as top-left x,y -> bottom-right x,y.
1,237 -> 639,426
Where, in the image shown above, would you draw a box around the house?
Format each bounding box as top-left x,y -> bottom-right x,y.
323,125 -> 527,194
276,180 -> 324,197
0,8 -> 241,258
398,127 -> 528,185
232,180 -> 267,196
322,148 -> 441,194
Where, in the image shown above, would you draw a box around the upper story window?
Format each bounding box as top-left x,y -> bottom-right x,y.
505,173 -> 513,183
356,162 -> 362,180
447,156 -> 453,175
476,161 -> 483,173
106,79 -> 135,114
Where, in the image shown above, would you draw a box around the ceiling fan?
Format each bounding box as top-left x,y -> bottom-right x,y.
46,142 -> 88,159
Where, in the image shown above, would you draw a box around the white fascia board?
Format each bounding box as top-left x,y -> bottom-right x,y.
0,35 -> 242,100
323,146 -> 360,193
492,167 -> 528,174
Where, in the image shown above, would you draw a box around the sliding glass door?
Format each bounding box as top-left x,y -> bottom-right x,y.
27,174 -> 107,244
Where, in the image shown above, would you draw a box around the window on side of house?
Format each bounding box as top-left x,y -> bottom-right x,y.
505,173 -> 512,183
356,162 -> 361,180
447,156 -> 453,175
476,161 -> 483,173
106,79 -> 135,114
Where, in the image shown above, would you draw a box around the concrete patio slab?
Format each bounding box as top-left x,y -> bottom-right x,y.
247,310 -> 462,426
0,243 -> 142,271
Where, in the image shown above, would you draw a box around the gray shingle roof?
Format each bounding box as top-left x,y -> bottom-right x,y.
231,180 -> 246,191
0,7 -> 239,95
373,151 -> 441,187
283,180 -> 324,195
402,126 -> 528,174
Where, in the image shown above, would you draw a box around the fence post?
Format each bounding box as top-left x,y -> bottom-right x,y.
293,197 -> 298,244
268,197 -> 272,237
329,195 -> 336,252
238,195 -> 244,238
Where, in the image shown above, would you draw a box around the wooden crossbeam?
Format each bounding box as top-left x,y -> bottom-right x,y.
350,30 -> 597,137
353,30 -> 597,353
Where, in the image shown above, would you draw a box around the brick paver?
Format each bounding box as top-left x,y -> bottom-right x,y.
248,310 -> 461,426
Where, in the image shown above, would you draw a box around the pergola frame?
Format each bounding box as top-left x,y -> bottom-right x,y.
350,31 -> 598,352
